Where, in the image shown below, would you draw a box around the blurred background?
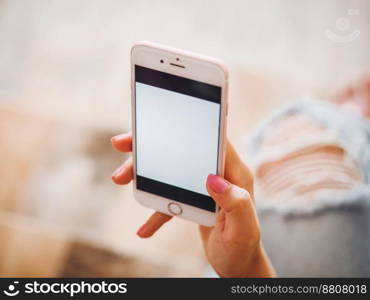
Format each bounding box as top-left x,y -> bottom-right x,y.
0,0 -> 369,277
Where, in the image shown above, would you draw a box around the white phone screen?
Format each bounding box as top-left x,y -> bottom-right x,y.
134,65 -> 221,212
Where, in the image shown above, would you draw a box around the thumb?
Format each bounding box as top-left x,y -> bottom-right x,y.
206,174 -> 258,232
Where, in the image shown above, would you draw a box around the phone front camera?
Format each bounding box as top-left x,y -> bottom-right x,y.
160,59 -> 164,63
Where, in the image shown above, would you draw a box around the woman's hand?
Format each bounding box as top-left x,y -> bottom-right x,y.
111,132 -> 275,277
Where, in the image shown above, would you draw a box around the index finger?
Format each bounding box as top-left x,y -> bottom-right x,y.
224,141 -> 254,196
136,212 -> 173,238
111,132 -> 132,152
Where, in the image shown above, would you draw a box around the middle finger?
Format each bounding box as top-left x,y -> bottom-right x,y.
112,157 -> 133,184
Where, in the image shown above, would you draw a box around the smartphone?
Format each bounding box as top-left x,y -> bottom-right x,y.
131,42 -> 228,226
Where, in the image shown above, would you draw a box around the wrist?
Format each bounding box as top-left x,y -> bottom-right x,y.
216,242 -> 276,278
245,242 -> 276,277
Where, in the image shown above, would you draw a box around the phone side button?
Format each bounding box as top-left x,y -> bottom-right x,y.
168,202 -> 183,215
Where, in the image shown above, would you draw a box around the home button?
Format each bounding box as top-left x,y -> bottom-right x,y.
167,202 -> 183,215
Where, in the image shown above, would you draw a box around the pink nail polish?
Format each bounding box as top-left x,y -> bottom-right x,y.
207,174 -> 229,193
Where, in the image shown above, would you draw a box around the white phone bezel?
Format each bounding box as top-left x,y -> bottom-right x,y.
131,42 -> 228,227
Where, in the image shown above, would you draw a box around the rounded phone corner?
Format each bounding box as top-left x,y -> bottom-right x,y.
199,213 -> 216,227
202,219 -> 216,227
131,41 -> 151,58
212,60 -> 229,82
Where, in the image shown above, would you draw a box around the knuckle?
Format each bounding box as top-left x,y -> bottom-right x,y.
229,186 -> 255,211
233,187 -> 252,204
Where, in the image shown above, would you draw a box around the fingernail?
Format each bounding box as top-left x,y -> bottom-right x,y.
136,224 -> 147,237
111,133 -> 127,143
207,174 -> 230,193
112,166 -> 125,178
